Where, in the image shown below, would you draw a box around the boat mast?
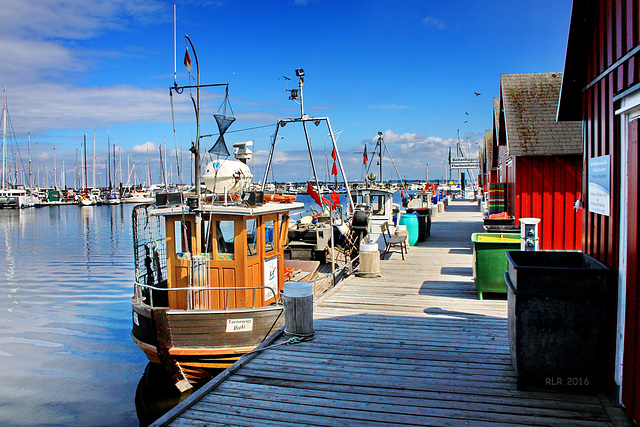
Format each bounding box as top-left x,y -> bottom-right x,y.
260,70 -> 355,212
2,89 -> 6,190
107,133 -> 112,190
93,132 -> 96,188
83,134 -> 88,189
53,146 -> 57,189
28,133 -> 32,189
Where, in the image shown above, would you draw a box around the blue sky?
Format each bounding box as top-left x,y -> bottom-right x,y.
0,0 -> 573,187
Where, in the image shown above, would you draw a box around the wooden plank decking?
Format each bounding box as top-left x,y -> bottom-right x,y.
154,200 -> 631,427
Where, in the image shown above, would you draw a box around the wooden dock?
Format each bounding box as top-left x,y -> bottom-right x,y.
153,200 -> 631,427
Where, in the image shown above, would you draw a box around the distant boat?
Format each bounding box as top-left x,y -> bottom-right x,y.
1,90 -> 38,209
122,189 -> 154,204
0,186 -> 39,209
104,191 -> 121,205
77,188 -> 99,206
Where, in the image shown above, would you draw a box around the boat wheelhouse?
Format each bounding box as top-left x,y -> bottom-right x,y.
350,186 -> 397,251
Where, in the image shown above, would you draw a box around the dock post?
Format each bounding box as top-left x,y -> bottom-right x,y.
357,242 -> 381,277
283,282 -> 314,340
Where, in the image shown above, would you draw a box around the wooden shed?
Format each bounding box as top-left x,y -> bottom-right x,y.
557,0 -> 640,423
496,72 -> 583,250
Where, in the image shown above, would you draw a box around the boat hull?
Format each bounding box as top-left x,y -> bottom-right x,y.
131,300 -> 284,379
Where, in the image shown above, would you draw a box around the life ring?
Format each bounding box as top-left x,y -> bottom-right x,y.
264,194 -> 296,203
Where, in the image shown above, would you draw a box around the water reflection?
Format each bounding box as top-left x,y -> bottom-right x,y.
135,363 -> 208,426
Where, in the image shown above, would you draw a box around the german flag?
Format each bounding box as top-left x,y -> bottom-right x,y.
184,48 -> 192,72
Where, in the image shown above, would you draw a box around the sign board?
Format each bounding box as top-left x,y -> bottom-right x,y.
264,257 -> 278,301
588,155 -> 610,216
450,157 -> 479,169
226,318 -> 253,333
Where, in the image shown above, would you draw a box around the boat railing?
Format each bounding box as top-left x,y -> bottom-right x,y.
305,253 -> 360,298
133,282 -> 280,310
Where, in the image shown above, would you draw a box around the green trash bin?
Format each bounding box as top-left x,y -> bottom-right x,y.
471,233 -> 520,300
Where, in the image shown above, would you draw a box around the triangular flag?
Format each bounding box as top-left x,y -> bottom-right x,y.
331,161 -> 338,176
331,147 -> 337,160
330,188 -> 340,208
184,48 -> 192,72
363,144 -> 368,165
306,182 -> 330,207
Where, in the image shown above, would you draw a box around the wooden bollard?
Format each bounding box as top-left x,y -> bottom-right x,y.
357,242 -> 381,277
283,282 -> 314,340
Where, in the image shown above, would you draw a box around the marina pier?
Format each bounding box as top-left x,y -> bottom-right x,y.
153,199 -> 631,427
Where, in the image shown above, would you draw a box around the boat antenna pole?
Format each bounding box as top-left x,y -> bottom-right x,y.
173,4 -> 177,88
2,88 -> 6,189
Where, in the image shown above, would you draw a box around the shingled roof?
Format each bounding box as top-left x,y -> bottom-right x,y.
500,73 -> 582,156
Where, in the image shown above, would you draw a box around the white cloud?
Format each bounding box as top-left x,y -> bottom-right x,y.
0,0 -> 164,40
421,16 -> 447,30
5,83 -> 180,135
132,141 -> 159,154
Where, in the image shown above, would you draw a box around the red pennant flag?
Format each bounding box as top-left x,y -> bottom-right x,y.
331,161 -> 338,175
363,144 -> 368,165
330,188 -> 340,208
306,182 -> 330,207
184,48 -> 192,72
331,147 -> 337,160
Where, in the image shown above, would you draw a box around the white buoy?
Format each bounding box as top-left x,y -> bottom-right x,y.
283,282 -> 314,340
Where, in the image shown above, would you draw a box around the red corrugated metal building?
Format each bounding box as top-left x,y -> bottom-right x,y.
558,0 -> 640,423
495,72 -> 583,250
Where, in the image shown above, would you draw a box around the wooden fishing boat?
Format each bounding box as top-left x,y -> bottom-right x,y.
131,188 -> 304,387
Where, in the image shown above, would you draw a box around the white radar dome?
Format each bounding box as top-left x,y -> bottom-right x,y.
202,160 -> 253,194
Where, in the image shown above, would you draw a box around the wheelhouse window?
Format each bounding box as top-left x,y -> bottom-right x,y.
202,219 -> 235,260
371,195 -> 386,215
174,220 -> 192,255
215,220 -> 235,260
265,219 -> 275,253
246,218 -> 257,258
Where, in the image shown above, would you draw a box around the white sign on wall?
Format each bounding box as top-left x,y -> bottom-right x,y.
450,157 -> 480,169
264,257 -> 278,301
588,155 -> 610,216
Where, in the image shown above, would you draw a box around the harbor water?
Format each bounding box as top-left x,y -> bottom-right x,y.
0,191 -> 406,426
0,204 -> 147,426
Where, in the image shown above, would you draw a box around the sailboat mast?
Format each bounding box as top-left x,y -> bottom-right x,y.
53,146 -> 57,189
28,133 -> 32,189
2,89 -> 6,189
93,132 -> 96,188
107,134 -> 112,189
83,135 -> 88,189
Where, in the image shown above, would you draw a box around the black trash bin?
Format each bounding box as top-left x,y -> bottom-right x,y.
505,251 -> 609,391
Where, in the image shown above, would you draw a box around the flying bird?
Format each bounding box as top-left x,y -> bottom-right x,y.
474,92 -> 481,96
464,120 -> 468,123
465,112 -> 469,115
